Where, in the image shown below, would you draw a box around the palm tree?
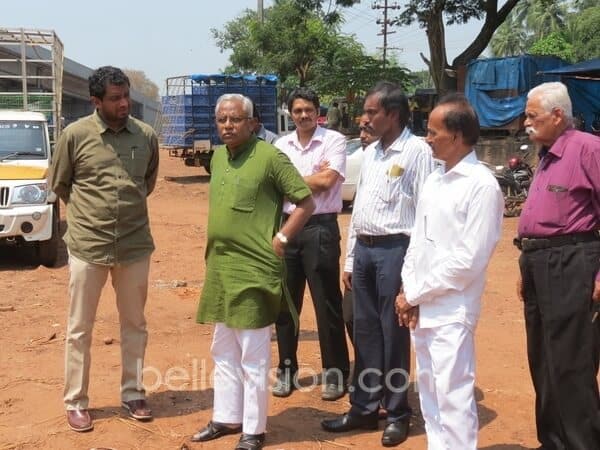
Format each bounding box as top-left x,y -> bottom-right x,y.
526,0 -> 567,40
490,16 -> 528,57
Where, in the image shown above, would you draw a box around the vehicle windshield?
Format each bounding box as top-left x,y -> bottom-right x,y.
0,120 -> 47,159
346,139 -> 362,155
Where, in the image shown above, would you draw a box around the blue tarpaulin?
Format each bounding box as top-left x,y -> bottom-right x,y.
542,58 -> 600,78
540,58 -> 600,132
465,55 -> 567,128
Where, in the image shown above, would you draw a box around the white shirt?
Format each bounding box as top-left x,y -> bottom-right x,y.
401,151 -> 504,331
275,126 -> 346,215
344,127 -> 435,272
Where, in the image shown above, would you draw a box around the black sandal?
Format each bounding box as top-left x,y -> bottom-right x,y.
190,420 -> 242,442
235,432 -> 265,450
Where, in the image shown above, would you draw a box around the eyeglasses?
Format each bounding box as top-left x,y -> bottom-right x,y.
215,116 -> 251,124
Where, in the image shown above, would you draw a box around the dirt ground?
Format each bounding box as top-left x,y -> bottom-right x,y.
0,154 -> 542,450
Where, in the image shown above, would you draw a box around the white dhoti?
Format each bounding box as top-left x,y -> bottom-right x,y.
211,323 -> 271,435
413,322 -> 478,450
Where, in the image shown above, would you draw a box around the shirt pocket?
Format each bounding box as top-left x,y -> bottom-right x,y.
126,145 -> 149,178
378,174 -> 409,203
231,177 -> 259,212
539,185 -> 569,228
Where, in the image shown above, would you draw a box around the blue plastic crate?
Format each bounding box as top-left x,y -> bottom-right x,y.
162,124 -> 193,133
163,114 -> 194,126
162,104 -> 182,114
192,85 -> 209,96
261,112 -> 276,123
244,85 -> 262,96
192,105 -> 211,116
192,94 -> 210,106
161,135 -> 193,146
162,95 -> 185,105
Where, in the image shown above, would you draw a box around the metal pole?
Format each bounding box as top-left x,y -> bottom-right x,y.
382,0 -> 388,70
258,0 -> 264,23
20,29 -> 28,109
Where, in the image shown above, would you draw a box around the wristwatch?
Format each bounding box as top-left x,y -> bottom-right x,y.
276,231 -> 288,245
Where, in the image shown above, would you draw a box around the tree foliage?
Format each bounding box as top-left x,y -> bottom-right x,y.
489,1 -> 598,62
212,0 -> 343,85
123,69 -> 159,101
392,0 -> 521,93
570,6 -> 600,61
489,15 -> 529,57
528,32 -> 574,62
310,36 -> 412,100
212,0 -> 411,99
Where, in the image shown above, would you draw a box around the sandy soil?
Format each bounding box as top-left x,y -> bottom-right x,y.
0,154 -> 541,450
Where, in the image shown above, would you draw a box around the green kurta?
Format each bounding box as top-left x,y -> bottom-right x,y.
197,136 -> 311,329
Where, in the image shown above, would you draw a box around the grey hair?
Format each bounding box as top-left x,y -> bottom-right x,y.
528,82 -> 573,122
215,93 -> 253,117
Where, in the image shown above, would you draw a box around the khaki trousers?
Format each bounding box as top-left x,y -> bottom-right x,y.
64,253 -> 150,410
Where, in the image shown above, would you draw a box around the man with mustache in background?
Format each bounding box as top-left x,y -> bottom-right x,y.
273,87 -> 350,402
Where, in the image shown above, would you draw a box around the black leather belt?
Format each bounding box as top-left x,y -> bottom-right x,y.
356,233 -> 409,247
282,212 -> 337,227
513,231 -> 599,252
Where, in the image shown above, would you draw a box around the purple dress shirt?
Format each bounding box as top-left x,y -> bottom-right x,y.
519,129 -> 600,238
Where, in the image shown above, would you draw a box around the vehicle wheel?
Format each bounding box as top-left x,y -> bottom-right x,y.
37,203 -> 60,267
342,200 -> 353,210
202,160 -> 211,175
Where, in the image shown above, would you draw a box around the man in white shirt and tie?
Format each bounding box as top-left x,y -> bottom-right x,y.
396,93 -> 503,450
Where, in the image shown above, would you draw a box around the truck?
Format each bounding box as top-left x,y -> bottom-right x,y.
160,74 -> 280,173
0,28 -> 64,267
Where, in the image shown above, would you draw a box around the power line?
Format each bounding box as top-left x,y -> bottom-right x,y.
372,0 -> 402,69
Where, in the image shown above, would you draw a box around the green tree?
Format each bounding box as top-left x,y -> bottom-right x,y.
525,0 -> 566,39
528,31 -> 574,61
489,15 -> 529,57
310,36 -> 413,100
212,0 -> 344,85
570,6 -> 600,61
409,69 -> 434,92
392,0 -> 521,94
123,69 -> 159,101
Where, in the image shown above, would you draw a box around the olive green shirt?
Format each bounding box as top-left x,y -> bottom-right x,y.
197,136 -> 311,329
51,111 -> 159,265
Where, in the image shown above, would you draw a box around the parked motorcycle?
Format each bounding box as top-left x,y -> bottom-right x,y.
493,154 -> 533,217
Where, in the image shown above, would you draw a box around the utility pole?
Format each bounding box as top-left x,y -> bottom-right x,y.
258,0 -> 264,23
372,1 -> 401,70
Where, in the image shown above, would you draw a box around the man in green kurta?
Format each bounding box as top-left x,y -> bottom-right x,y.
192,94 -> 314,450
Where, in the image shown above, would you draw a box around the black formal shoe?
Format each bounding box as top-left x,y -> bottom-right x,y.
235,432 -> 265,450
321,382 -> 347,401
271,371 -> 295,398
321,413 -> 378,432
381,419 -> 409,447
190,420 -> 242,442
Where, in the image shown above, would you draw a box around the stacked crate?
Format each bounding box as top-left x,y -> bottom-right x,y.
160,74 -> 278,148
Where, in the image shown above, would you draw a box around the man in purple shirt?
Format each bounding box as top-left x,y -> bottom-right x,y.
516,82 -> 600,450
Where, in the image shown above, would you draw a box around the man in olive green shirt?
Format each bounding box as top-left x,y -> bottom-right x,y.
192,94 -> 314,450
51,66 -> 159,432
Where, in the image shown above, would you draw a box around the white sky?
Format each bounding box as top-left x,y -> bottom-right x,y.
3,0 -> 484,92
